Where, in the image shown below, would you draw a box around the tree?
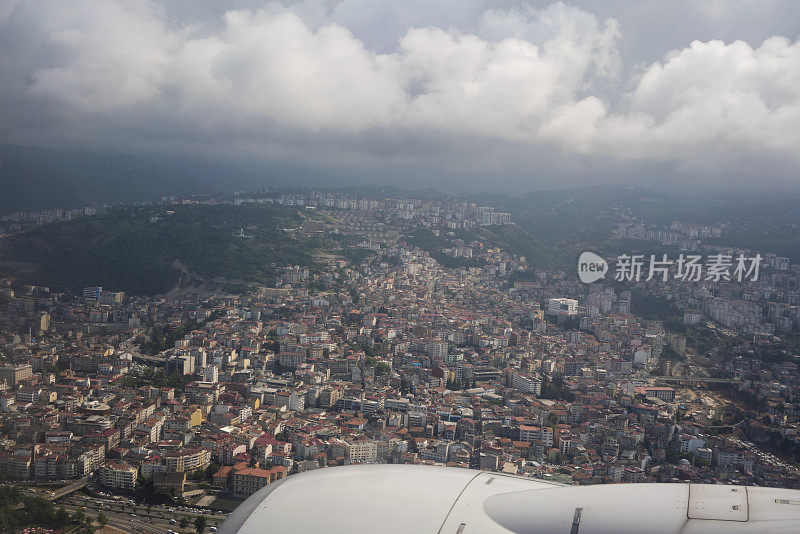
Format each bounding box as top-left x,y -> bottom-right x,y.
97,512 -> 108,529
0,486 -> 22,505
68,507 -> 97,534
541,373 -> 575,402
206,462 -> 221,482
23,496 -> 56,527
189,468 -> 207,482
55,507 -> 71,528
72,509 -> 87,526
180,516 -> 189,532
547,413 -> 559,428
194,515 -> 207,534
375,361 -> 391,376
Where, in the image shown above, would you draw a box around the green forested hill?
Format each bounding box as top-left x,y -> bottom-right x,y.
469,224 -> 565,270
0,204 -> 334,294
407,223 -> 564,270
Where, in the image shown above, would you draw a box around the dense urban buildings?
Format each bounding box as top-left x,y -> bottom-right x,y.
0,189 -> 799,525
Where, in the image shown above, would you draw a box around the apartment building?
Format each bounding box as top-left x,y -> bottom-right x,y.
164,448 -> 212,473
511,372 -> 542,395
344,436 -> 378,463
98,462 -> 137,490
0,364 -> 33,388
547,298 -> 578,316
232,466 -> 287,497
418,440 -> 450,463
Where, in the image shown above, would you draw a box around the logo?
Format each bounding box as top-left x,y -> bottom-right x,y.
578,252 -> 608,283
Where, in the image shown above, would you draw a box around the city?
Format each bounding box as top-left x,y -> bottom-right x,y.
1,188 -> 800,532
2,1 -> 800,532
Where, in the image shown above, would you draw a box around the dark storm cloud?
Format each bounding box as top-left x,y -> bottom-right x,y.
1,0 -> 799,191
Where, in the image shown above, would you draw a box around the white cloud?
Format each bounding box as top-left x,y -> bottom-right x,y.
25,0 -> 177,110
170,10 -> 405,132
595,37 -> 800,166
170,2 -> 623,145
1,0 -> 799,186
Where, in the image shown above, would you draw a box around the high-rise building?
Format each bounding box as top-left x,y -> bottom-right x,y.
0,364 -> 33,388
34,312 -> 50,333
427,340 -> 449,361
99,290 -> 124,304
319,387 -> 340,408
83,287 -> 102,302
166,355 -> 193,375
204,364 -> 219,383
547,298 -> 578,316
98,462 -> 137,490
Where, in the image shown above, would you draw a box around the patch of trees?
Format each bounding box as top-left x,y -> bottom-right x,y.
120,368 -> 192,389
0,487 -> 102,533
140,319 -> 201,355
540,373 -> 575,402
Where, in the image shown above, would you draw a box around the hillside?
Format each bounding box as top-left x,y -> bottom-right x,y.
407,223 -> 564,270
0,204 -> 346,295
467,224 -> 565,270
499,185 -> 800,264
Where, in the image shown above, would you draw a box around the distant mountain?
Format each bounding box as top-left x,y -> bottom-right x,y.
0,145 -> 217,215
474,184 -> 800,263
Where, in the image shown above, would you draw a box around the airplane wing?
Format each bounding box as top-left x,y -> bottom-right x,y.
218,464 -> 800,533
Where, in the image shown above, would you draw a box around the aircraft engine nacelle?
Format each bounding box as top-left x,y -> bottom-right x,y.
219,465 -> 800,534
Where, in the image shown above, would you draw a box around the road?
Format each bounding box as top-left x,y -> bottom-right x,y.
652,375 -> 734,384
49,477 -> 90,500
61,503 -> 173,534
58,495 -> 228,533
727,437 -> 800,474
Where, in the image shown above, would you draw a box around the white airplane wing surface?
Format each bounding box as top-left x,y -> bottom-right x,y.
218,465 -> 800,534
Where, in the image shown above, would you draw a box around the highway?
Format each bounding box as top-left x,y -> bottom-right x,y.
49,477 -> 90,500
652,375 -> 734,384
58,495 -> 228,533
60,501 -> 176,534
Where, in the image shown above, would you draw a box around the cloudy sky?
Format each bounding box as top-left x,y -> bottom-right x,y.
1,0 -> 799,192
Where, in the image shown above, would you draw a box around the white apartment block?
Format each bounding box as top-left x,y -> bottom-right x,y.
427,340 -> 449,361
344,437 -> 378,463
512,373 -> 542,395
99,462 -> 137,490
519,425 -> 554,447
547,298 -> 578,316
419,441 -> 451,463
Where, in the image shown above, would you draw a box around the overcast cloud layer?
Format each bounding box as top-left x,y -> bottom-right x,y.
1,0 -> 799,191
